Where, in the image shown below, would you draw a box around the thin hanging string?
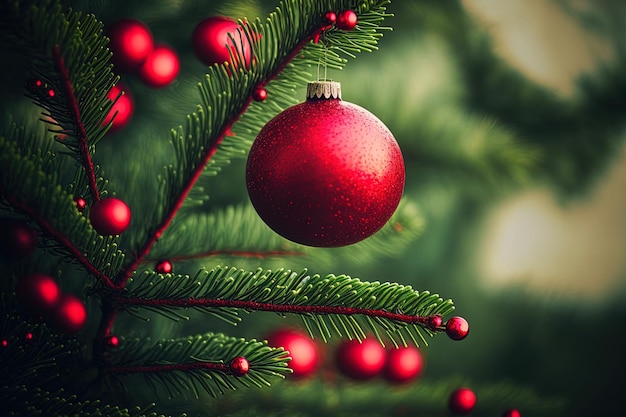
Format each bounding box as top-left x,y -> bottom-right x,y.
316,32 -> 329,81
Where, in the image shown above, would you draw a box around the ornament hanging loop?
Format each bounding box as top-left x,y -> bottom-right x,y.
315,31 -> 330,82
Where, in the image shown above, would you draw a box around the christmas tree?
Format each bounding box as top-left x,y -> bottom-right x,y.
1,0 -> 624,416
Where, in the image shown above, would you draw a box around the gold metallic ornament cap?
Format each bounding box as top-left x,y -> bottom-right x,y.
306,81 -> 341,100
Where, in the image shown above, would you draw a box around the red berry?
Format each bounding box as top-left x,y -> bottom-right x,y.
427,314 -> 443,331
192,16 -> 252,68
252,86 -> 267,102
324,11 -> 337,25
155,259 -> 173,274
104,335 -> 119,348
246,81 -> 404,247
1,340 -> 8,348
336,10 -> 358,31
383,346 -> 424,384
103,84 -> 134,132
138,44 -> 180,88
15,273 -> 61,315
0,219 -> 38,258
51,294 -> 87,334
229,356 -> 250,377
446,316 -> 470,341
449,387 -> 476,415
90,197 -> 131,236
25,332 -> 34,342
266,329 -> 319,378
107,19 -> 154,72
75,197 -> 87,212
502,409 -> 521,417
335,338 -> 386,380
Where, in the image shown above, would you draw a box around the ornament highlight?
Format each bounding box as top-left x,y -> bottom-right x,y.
90,197 -> 131,236
266,329 -> 319,378
383,346 -> 424,384
138,44 -> 180,88
15,273 -> 61,315
103,84 -> 134,132
107,19 -> 154,72
155,259 -> 173,274
192,16 -> 252,68
335,338 -> 386,380
51,294 -> 87,334
449,387 -> 477,415
246,81 -> 405,247
336,10 -> 358,31
446,316 -> 470,341
0,218 -> 38,258
502,409 -> 521,417
229,356 -> 250,377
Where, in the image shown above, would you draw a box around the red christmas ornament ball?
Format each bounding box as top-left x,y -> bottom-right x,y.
229,356 -> 250,377
107,19 -> 154,72
51,293 -> 87,334
246,81 -> 405,247
337,10 -> 358,30
252,86 -> 267,102
192,16 -> 252,67
502,409 -> 521,417
103,84 -> 134,132
446,316 -> 470,341
155,259 -> 173,274
335,338 -> 386,380
0,218 -> 38,258
449,387 -> 477,415
383,345 -> 424,384
15,273 -> 61,315
266,329 -> 319,378
138,44 -> 180,88
90,197 -> 131,236
427,314 -> 443,331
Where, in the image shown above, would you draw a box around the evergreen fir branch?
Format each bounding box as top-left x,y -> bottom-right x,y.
106,333 -> 289,399
121,266 -> 455,347
0,126 -> 123,287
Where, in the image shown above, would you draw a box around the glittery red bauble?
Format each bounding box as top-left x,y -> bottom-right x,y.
446,316 -> 470,341
336,338 -> 386,380
246,81 -> 405,247
103,84 -> 134,132
229,356 -> 250,377
107,19 -> 154,72
155,259 -> 173,274
15,273 -> 61,314
383,346 -> 424,384
0,219 -> 38,258
51,294 -> 87,334
192,16 -> 252,67
138,44 -> 180,88
502,409 -> 521,417
337,10 -> 358,30
449,387 -> 476,415
90,197 -> 131,236
266,329 -> 319,378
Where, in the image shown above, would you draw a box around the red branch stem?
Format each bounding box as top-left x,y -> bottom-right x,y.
107,361 -> 229,375
2,190 -> 116,289
119,297 -> 433,327
52,45 -> 100,202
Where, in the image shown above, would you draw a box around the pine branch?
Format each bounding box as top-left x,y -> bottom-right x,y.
105,333 -> 289,399
121,266 -> 455,347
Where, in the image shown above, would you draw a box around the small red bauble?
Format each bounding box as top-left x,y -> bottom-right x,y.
446,316 -> 470,341
90,197 -> 131,236
335,338 -> 386,380
51,293 -> 87,334
427,314 -> 443,331
246,81 -> 404,247
502,409 -> 521,417
1,340 -> 7,348
75,197 -> 87,212
155,259 -> 173,274
138,44 -> 180,88
192,16 -> 252,68
103,84 -> 134,132
15,273 -> 61,315
324,11 -> 337,25
449,387 -> 477,415
252,86 -> 267,102
0,218 -> 38,258
104,335 -> 119,348
383,345 -> 424,384
107,19 -> 154,72
336,10 -> 358,30
229,356 -> 250,377
25,332 -> 34,342
266,329 -> 319,378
